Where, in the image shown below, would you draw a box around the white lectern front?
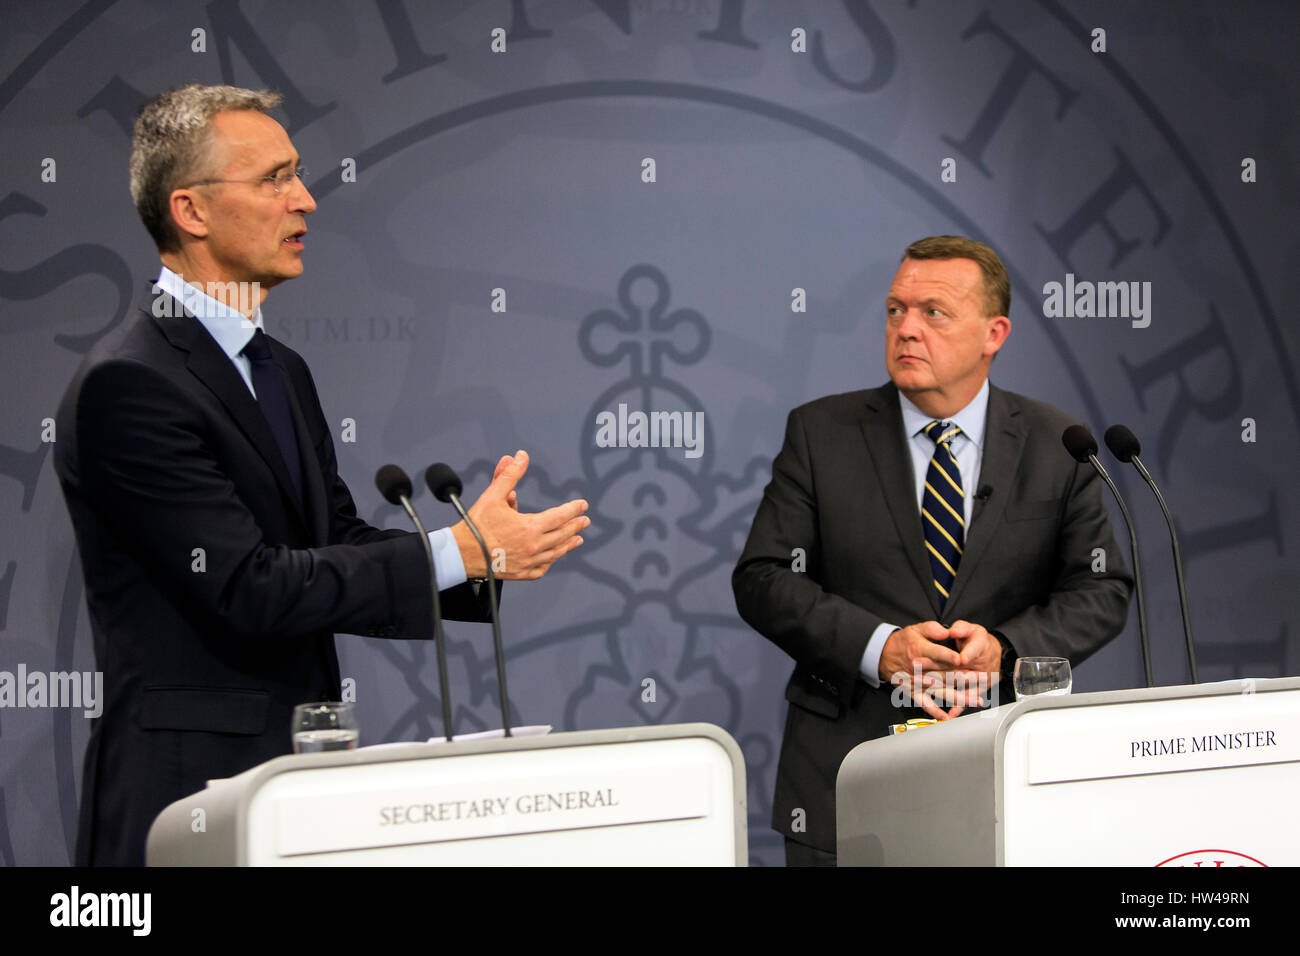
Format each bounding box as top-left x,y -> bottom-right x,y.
837,677 -> 1300,866
148,722 -> 745,865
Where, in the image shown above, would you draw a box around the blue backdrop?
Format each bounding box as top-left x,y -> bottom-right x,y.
1,0 -> 1296,866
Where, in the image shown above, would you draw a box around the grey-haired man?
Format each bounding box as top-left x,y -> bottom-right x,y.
55,85 -> 589,865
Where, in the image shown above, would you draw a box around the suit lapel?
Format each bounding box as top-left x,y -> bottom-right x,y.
860,385 -> 941,618
146,290 -> 312,534
943,384 -> 1026,614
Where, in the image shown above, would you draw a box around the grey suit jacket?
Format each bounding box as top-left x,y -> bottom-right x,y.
732,382 -> 1132,852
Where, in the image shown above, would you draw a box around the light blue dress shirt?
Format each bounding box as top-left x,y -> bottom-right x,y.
858,379 -> 990,687
155,266 -> 467,588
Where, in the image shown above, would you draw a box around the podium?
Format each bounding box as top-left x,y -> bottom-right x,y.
147,722 -> 745,865
837,677 -> 1300,866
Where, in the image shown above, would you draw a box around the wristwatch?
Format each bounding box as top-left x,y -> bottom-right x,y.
993,631 -> 1017,681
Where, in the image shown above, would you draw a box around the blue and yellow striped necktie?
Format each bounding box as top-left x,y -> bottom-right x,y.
921,420 -> 964,609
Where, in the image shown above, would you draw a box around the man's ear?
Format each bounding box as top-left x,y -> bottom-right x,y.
984,315 -> 1011,359
168,188 -> 210,241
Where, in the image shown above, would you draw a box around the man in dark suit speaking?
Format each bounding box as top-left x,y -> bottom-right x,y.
733,236 -> 1132,866
54,85 -> 590,866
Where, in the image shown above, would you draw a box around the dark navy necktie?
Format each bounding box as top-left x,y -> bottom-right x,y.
922,420 -> 964,609
241,328 -> 304,503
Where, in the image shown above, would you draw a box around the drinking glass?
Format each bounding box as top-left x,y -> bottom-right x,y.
292,701 -> 359,752
1013,657 -> 1072,698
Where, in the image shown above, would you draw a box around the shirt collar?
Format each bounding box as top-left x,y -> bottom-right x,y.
155,265 -> 264,361
899,378 -> 990,450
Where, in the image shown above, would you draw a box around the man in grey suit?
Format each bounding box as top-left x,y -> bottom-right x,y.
733,236 -> 1132,866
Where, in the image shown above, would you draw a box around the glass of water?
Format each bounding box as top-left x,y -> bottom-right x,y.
292,701 -> 359,753
1013,657 -> 1072,698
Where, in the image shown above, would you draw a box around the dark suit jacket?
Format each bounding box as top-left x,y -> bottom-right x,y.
732,382 -> 1132,853
54,287 -> 493,866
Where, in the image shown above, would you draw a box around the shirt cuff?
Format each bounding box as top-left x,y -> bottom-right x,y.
859,622 -> 899,688
427,527 -> 468,590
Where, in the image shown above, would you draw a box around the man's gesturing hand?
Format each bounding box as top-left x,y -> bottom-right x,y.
453,450 -> 588,580
489,453 -> 518,510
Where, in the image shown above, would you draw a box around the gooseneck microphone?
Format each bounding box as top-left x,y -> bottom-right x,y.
425,463 -> 512,737
1104,425 -> 1199,683
1062,425 -> 1153,688
375,464 -> 454,741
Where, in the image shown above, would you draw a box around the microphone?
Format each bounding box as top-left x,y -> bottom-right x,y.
1061,425 -> 1153,687
1104,425 -> 1199,683
972,484 -> 994,526
375,464 -> 454,741
425,463 -> 512,737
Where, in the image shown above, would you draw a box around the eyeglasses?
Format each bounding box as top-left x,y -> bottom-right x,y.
180,166 -> 308,195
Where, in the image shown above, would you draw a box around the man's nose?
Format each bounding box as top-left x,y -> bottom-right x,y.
290,178 -> 317,214
894,309 -> 923,337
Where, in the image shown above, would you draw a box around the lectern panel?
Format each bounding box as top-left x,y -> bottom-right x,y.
1002,688 -> 1299,866
246,737 -> 731,865
147,723 -> 746,866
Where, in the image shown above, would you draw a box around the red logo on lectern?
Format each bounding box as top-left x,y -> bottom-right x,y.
1155,849 -> 1267,867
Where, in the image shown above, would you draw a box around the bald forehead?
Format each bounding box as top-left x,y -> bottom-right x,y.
208,109 -> 296,179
